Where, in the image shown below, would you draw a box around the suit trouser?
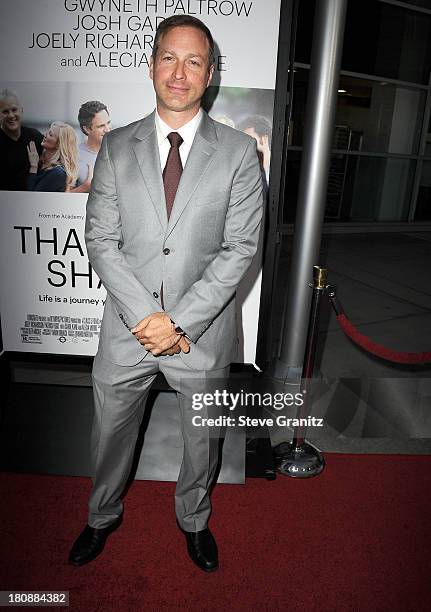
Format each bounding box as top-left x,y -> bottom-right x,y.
88,350 -> 229,532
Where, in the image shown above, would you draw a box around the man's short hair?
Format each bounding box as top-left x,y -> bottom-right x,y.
237,115 -> 273,147
78,100 -> 109,135
0,88 -> 21,107
152,15 -> 215,67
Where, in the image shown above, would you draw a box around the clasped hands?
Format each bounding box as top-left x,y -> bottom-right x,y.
131,312 -> 190,356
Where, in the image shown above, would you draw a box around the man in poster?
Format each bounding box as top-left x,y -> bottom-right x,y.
0,89 -> 43,191
69,14 -> 263,572
70,100 -> 112,193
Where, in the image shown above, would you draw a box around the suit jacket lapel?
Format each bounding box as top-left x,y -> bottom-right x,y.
166,111 -> 218,238
132,111 -> 167,230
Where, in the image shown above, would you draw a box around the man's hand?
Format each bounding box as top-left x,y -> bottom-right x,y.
68,163 -> 93,193
26,141 -> 39,173
131,312 -> 190,356
160,336 -> 191,356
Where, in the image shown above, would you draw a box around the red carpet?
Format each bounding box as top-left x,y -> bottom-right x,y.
1,454 -> 431,611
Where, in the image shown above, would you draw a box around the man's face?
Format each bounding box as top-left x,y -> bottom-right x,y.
150,26 -> 214,121
86,109 -> 111,146
0,97 -> 23,132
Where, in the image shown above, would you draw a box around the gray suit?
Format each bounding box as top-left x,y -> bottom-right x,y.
85,109 -> 263,531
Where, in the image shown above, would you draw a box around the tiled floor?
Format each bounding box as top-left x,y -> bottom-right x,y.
270,231 -> 431,452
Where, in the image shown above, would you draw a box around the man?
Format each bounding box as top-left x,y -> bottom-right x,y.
69,15 -> 263,572
0,89 -> 43,190
69,100 -> 112,193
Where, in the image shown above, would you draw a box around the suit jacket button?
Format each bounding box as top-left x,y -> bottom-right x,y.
163,248 -> 170,255
153,292 -> 159,298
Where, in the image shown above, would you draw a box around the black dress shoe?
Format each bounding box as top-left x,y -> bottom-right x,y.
68,517 -> 122,566
184,528 -> 218,572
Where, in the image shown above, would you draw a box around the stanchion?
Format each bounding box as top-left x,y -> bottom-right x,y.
277,266 -> 326,478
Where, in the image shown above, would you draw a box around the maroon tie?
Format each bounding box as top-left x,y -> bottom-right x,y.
160,132 -> 183,308
163,132 -> 183,219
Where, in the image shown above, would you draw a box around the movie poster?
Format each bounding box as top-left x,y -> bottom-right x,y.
0,0 -> 281,363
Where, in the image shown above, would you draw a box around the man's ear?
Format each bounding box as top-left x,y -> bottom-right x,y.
82,125 -> 89,136
206,63 -> 215,87
149,55 -> 154,80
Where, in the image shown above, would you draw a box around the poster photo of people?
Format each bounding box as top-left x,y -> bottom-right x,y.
0,81 -> 273,195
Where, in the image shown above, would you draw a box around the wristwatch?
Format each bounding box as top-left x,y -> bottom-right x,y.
171,319 -> 186,336
171,319 -> 191,341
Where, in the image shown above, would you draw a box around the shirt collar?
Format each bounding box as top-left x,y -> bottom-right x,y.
155,108 -> 202,147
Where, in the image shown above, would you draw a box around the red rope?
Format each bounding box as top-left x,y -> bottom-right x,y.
337,313 -> 431,364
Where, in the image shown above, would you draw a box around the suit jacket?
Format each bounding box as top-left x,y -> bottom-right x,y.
85,109 -> 264,370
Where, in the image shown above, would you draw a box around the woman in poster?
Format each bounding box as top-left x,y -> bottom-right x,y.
26,121 -> 78,192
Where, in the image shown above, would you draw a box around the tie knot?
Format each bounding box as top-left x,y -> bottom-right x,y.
167,132 -> 183,148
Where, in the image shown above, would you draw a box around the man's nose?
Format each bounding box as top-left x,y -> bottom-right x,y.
173,60 -> 186,79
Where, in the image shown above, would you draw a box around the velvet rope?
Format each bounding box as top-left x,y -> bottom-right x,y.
328,290 -> 431,364
336,314 -> 431,364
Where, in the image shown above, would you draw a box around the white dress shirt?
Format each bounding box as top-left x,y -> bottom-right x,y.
155,108 -> 202,172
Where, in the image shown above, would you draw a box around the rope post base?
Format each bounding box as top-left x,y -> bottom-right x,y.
277,440 -> 325,478
276,266 -> 327,479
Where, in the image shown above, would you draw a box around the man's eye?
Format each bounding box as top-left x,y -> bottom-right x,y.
163,56 -> 173,61
190,60 -> 200,67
